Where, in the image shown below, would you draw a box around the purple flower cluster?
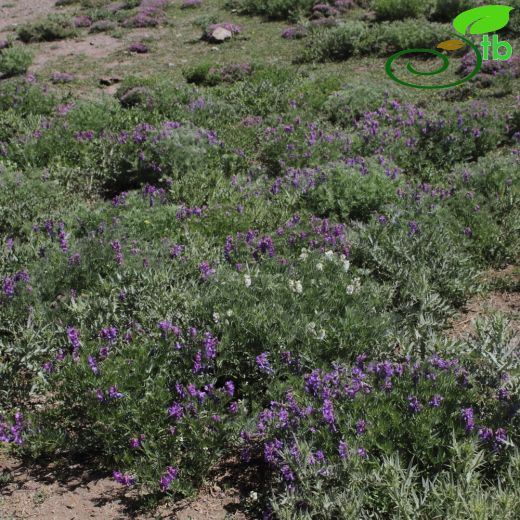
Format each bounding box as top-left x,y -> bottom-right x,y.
256,352 -> 274,375
312,3 -> 339,18
128,42 -> 149,54
0,412 -> 26,445
52,72 -> 75,84
113,471 -> 135,486
2,270 -> 30,299
74,15 -> 92,28
461,407 -> 475,432
459,51 -> 520,80
222,215 -> 349,265
198,261 -> 215,281
282,26 -> 308,40
334,0 -> 355,11
208,63 -> 252,83
67,326 -> 81,361
123,1 -> 169,28
181,0 -> 202,7
240,353 -> 512,491
111,240 -> 123,265
159,466 -> 178,492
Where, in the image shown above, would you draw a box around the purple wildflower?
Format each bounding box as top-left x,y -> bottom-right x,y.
129,42 -> 148,53
429,394 -> 443,408
88,355 -> 99,375
322,399 -> 336,430
67,327 -> 81,360
338,440 -> 349,459
461,407 -> 475,433
113,471 -> 135,486
109,386 -> 124,399
198,261 -> 215,281
356,419 -> 366,435
256,352 -> 274,375
159,466 -> 178,492
224,380 -> 235,397
408,395 -> 422,414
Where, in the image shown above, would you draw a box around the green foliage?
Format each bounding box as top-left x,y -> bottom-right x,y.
299,21 -> 367,62
184,63 -> 253,87
365,19 -> 451,54
305,162 -> 399,221
0,2 -> 518,510
17,14 -> 78,43
374,0 -> 435,21
431,0 -> 475,22
323,83 -> 402,124
0,46 -> 33,78
236,0 -> 315,21
300,20 -> 451,61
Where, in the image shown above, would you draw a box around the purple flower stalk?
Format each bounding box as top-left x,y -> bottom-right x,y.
88,355 -> 99,375
429,394 -> 443,408
109,386 -> 124,399
224,380 -> 235,397
322,399 -> 336,430
356,419 -> 366,435
67,327 -> 81,360
159,466 -> 178,492
408,395 -> 422,414
129,42 -> 148,53
338,440 -> 349,459
461,407 -> 475,433
113,471 -> 135,487
198,261 -> 215,281
256,352 -> 274,375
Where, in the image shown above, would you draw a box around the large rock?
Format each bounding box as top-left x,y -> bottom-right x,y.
210,27 -> 232,43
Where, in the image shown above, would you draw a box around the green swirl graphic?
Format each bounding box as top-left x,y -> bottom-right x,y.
385,34 -> 482,89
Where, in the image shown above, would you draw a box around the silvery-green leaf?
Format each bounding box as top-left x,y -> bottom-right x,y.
453,5 -> 514,35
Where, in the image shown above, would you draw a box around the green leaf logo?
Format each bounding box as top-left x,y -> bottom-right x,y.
453,5 -> 514,35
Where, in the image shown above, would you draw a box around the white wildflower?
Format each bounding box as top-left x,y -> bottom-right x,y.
316,262 -> 324,271
244,274 -> 252,287
213,312 -> 220,323
290,279 -> 303,294
346,277 -> 361,295
324,250 -> 334,260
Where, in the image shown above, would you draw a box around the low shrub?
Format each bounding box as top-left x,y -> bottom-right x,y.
300,20 -> 450,61
237,0 -> 315,21
365,19 -> 451,55
184,63 -> 253,86
374,0 -> 435,21
299,21 -> 368,62
305,162 -> 400,221
430,0 -> 475,22
323,83 -> 402,124
17,14 -> 77,43
0,46 -> 33,78
89,19 -> 117,32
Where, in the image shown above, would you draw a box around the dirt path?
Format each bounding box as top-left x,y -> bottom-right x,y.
449,265 -> 520,339
0,0 -> 56,40
0,452 -> 250,519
